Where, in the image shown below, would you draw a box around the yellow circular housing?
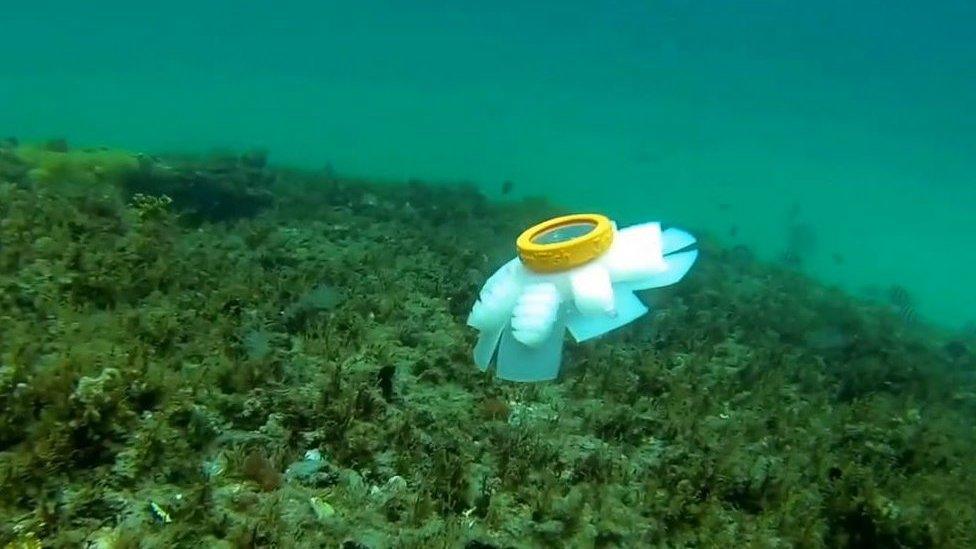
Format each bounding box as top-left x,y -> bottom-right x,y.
516,213 -> 614,273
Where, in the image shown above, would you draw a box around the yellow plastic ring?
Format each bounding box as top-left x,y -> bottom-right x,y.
516,213 -> 614,273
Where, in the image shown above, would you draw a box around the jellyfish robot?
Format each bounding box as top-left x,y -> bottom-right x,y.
467,213 -> 698,382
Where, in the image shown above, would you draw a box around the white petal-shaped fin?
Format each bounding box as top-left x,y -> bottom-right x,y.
496,318 -> 565,382
473,323 -> 505,371
511,282 -> 561,347
566,290 -> 648,342
467,259 -> 521,332
662,227 -> 697,255
618,249 -> 698,291
616,221 -> 662,241
570,263 -> 615,315
603,222 -> 667,282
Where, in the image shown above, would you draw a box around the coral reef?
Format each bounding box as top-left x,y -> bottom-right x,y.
0,139 -> 974,548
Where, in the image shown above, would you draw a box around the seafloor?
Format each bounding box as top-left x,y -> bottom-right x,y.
0,140 -> 974,548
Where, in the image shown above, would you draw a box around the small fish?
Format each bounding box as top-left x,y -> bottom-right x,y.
887,285 -> 912,307
501,180 -> 514,195
831,252 -> 845,265
148,500 -> 173,524
728,225 -> 739,237
899,306 -> 918,326
886,285 -> 917,325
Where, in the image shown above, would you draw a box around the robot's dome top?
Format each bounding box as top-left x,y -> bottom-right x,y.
516,213 -> 614,273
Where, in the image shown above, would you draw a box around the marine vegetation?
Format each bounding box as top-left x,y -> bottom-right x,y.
0,138 -> 974,548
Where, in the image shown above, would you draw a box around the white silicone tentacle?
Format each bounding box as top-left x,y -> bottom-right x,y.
510,282 -> 561,347
467,259 -> 521,332
473,323 -> 505,371
618,249 -> 698,290
566,289 -> 649,342
495,317 -> 566,382
602,222 -> 666,282
569,263 -> 615,316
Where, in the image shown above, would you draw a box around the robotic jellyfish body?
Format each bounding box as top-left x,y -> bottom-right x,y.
467,214 -> 698,382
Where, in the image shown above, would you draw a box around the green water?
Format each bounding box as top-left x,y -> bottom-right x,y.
4,4 -> 976,545
3,1 -> 974,327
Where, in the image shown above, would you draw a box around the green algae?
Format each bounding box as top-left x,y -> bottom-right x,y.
0,139 -> 975,548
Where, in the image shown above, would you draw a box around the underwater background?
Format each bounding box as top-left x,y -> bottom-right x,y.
4,1 -> 975,329
2,1 -> 976,547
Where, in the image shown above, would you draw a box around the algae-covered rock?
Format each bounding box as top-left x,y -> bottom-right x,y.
123,151 -> 275,223
8,140 -> 274,223
0,138 -> 974,548
14,143 -> 141,188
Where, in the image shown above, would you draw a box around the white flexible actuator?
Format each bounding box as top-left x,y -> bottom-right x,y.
467,221 -> 698,382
